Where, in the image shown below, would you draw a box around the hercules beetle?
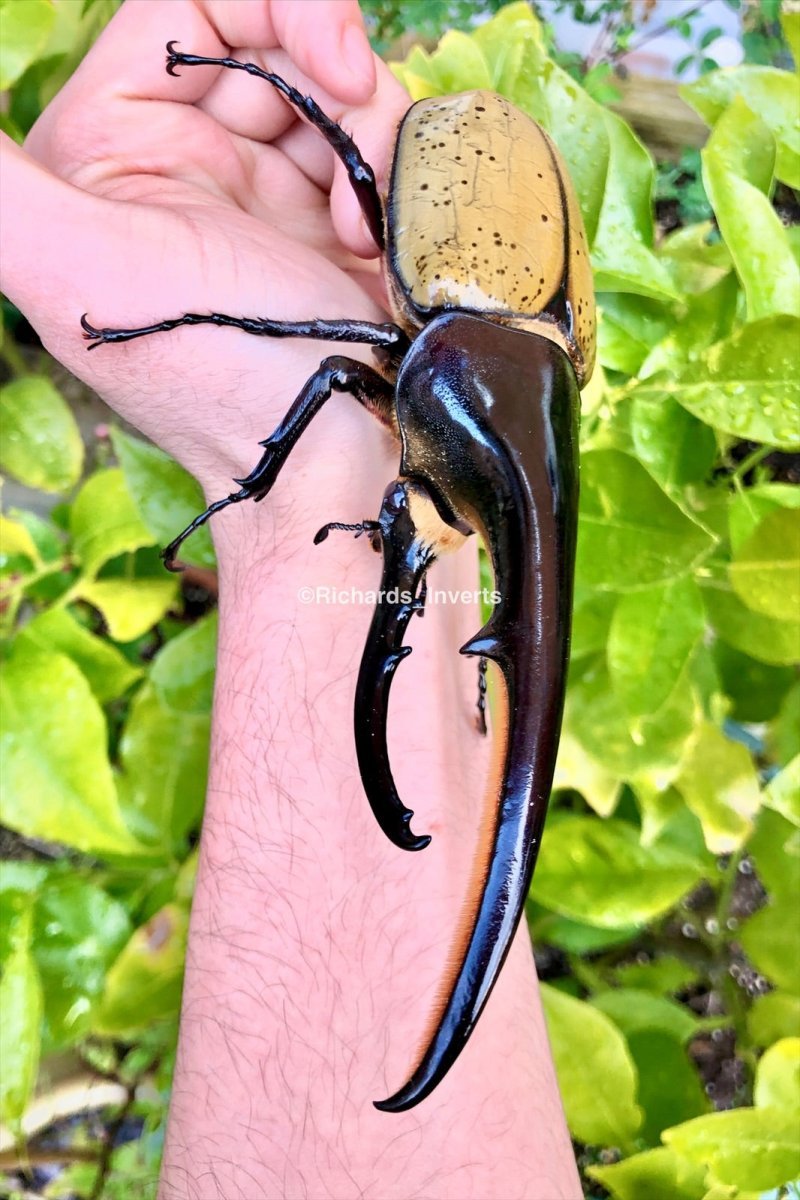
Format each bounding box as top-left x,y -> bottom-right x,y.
82,42 -> 596,1113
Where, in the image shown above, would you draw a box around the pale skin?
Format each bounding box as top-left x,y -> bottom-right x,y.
0,1 -> 581,1196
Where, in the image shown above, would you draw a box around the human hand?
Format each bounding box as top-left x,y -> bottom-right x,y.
0,0 -> 409,500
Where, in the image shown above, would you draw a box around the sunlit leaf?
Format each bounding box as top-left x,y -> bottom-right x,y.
532,815 -> 705,928
0,376 -> 83,493
541,983 -> 641,1147
663,1107 -> 800,1191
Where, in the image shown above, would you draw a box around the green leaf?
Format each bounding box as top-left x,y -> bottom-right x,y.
588,1146 -> 708,1200
631,316 -> 800,450
567,658 -> 697,778
748,992 -> 800,1047
769,682 -> 800,766
675,721 -> 761,853
728,483 -> 800,555
705,98 -> 796,324
683,66 -> 800,188
740,902 -> 800,993
702,576 -> 800,667
553,728 -> 621,817
541,983 -> 641,1147
77,577 -> 179,641
0,643 -> 143,857
640,274 -> 740,383
627,1029 -> 709,1146
532,815 -> 705,929
94,904 -> 188,1035
34,877 -> 131,1047
591,989 -> 699,1044
17,608 -> 142,703
629,398 -> 718,495
613,955 -> 699,996
782,8 -> 800,69
658,221 -> 731,295
663,1107 -> 800,1191
0,514 -> 40,565
747,808 -> 800,906
7,507 -> 64,563
713,642 -> 795,724
110,428 -> 215,569
117,682 -> 209,852
0,907 -> 43,1128
149,611 -> 217,715
570,588 -> 616,659
577,450 -> 713,592
597,293 -> 673,376
763,757 -> 800,827
70,468 -> 155,576
755,1038 -> 800,1111
729,509 -> 800,623
607,578 -> 705,718
529,910 -> 638,954
0,0 -> 56,89
0,375 -> 83,492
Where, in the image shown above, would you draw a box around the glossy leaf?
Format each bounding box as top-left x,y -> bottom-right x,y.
748,992 -> 800,1048
729,509 -> 800,623
541,983 -> 642,1147
663,1107 -> 800,1191
591,989 -> 698,1044
701,97 -> 799,322
683,66 -> 800,188
70,468 -> 155,576
607,578 -> 705,718
755,1039 -> 800,1111
763,756 -> 800,827
588,1147 -> 707,1200
629,398 -> 717,495
613,956 -> 698,996
149,611 -> 217,716
631,317 -> 800,450
0,514 -> 40,565
110,428 -> 216,569
727,483 -> 800,555
0,643 -> 143,856
0,375 -> 83,492
675,722 -> 761,853
530,911 -> 638,954
639,274 -> 739,382
577,450 -> 713,592
746,808 -> 799,906
17,608 -> 142,703
532,816 -> 705,929
702,576 -> 800,667
34,877 -> 131,1046
740,902 -> 800,993
627,1029 -> 709,1146
553,728 -> 621,817
117,682 -> 209,852
77,577 -> 179,641
0,0 -> 56,89
567,658 -> 696,778
0,907 -> 43,1128
94,904 -> 188,1035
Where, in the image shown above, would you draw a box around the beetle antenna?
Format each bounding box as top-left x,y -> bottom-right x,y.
313,520 -> 381,545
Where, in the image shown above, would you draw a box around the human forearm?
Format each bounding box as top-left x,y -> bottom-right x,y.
159,426 -> 581,1199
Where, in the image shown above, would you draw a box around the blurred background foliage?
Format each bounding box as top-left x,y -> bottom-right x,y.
1,1 -> 799,1197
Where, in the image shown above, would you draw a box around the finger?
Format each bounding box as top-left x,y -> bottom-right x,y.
200,0 -> 376,103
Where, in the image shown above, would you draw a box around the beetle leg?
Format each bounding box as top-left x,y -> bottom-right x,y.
350,479 -> 465,851
475,655 -> 488,736
81,312 -> 407,357
161,357 -> 395,569
165,43 -> 384,250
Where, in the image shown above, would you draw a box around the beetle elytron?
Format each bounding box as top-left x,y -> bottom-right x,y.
82,42 -> 596,1113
